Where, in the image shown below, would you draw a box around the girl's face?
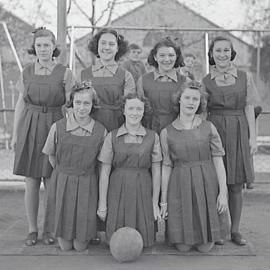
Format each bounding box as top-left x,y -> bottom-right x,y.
98,33 -> 118,62
124,98 -> 145,126
73,90 -> 93,120
154,46 -> 177,73
180,88 -> 201,116
34,36 -> 55,62
212,40 -> 232,69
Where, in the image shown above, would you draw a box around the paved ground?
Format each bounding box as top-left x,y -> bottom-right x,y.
0,150 -> 270,269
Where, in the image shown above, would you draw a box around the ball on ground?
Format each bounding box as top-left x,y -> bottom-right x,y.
109,227 -> 143,262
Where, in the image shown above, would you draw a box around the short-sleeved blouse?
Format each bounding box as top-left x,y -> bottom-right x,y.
160,116 -> 225,167
136,69 -> 179,96
98,124 -> 162,164
43,113 -> 107,156
210,64 -> 261,106
80,59 -> 136,95
17,60 -> 75,96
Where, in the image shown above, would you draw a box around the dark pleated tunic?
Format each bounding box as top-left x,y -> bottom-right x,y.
45,119 -> 105,242
203,70 -> 254,184
106,129 -> 156,247
81,66 -> 125,131
142,72 -> 186,133
14,64 -> 66,178
166,121 -> 227,245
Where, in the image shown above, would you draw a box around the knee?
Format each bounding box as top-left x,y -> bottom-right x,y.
73,239 -> 88,252
196,242 -> 214,253
58,238 -> 73,251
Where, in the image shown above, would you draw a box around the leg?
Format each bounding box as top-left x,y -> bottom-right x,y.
73,239 -> 89,252
42,177 -> 55,245
228,183 -> 247,245
24,177 -> 41,246
25,177 -> 41,234
196,242 -> 214,253
58,237 -> 73,251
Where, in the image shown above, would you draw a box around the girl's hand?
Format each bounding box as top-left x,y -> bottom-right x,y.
153,203 -> 161,221
249,137 -> 257,155
160,202 -> 168,220
10,135 -> 17,150
97,208 -> 107,221
216,192 -> 228,214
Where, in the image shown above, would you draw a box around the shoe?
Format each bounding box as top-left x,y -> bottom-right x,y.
42,232 -> 55,245
231,232 -> 247,246
215,239 -> 225,245
89,237 -> 101,245
25,232 -> 38,246
246,183 -> 254,189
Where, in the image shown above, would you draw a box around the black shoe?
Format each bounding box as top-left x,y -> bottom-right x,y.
89,237 -> 101,245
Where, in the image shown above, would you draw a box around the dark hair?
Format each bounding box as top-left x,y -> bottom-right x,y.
172,80 -> 207,114
128,43 -> 141,51
183,53 -> 196,59
208,36 -> 236,66
27,27 -> 61,57
66,81 -> 100,112
88,28 -> 128,61
147,38 -> 184,68
120,92 -> 152,115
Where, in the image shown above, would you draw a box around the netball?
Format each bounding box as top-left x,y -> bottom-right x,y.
109,227 -> 143,262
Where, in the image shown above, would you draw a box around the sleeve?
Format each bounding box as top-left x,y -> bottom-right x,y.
97,132 -> 114,164
136,76 -> 145,96
63,68 -> 76,97
209,123 -> 225,157
16,73 -> 25,93
42,123 -> 57,156
151,133 -> 162,163
246,72 -> 261,106
124,70 -> 136,95
160,128 -> 173,167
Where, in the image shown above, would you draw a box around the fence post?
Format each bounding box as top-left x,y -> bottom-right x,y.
0,55 -> 9,149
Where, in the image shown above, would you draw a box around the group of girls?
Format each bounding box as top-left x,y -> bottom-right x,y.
11,26 -> 260,253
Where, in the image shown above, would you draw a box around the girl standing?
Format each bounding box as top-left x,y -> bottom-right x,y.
43,82 -> 106,251
97,93 -> 162,247
137,38 -> 186,134
80,28 -> 136,131
11,28 -> 74,246
203,36 -> 260,245
160,81 -> 228,253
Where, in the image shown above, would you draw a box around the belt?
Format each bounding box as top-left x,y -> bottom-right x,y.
56,166 -> 96,176
174,160 -> 211,168
27,103 -> 62,113
209,109 -> 244,116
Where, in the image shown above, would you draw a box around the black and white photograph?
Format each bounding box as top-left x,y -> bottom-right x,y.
0,0 -> 269,269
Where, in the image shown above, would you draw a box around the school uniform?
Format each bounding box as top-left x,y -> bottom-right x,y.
137,69 -> 186,133
43,115 -> 106,242
203,65 -> 260,185
98,124 -> 162,247
81,60 -> 135,131
13,61 -> 74,178
160,116 -> 227,245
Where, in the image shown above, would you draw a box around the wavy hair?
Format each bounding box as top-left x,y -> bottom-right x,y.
27,27 -> 61,57
88,28 -> 128,61
66,81 -> 100,113
147,37 -> 184,68
172,80 -> 208,114
208,36 -> 236,66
